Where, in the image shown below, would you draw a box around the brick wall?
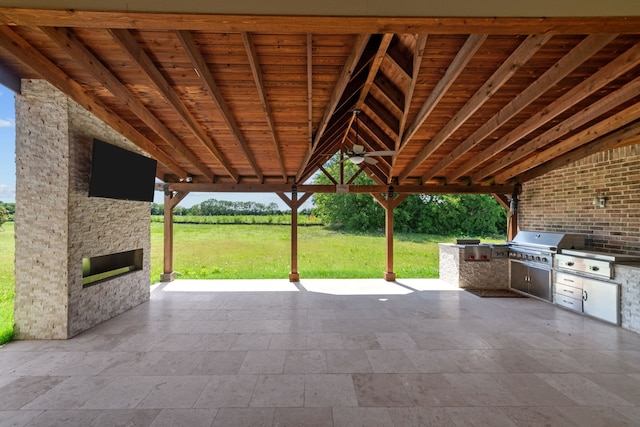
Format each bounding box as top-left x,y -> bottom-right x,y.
14,80 -> 150,339
520,144 -> 640,255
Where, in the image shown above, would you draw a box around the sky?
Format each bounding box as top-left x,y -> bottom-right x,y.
0,84 -> 311,210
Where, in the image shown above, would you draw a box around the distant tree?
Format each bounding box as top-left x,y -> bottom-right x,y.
150,203 -> 164,215
0,206 -> 9,229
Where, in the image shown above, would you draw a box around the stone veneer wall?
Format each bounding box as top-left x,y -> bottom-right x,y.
438,244 -> 509,289
14,80 -> 150,339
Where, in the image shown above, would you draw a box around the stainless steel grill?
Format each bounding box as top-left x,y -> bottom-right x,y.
507,230 -> 586,301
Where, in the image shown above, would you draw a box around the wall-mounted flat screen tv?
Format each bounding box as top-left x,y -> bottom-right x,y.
89,139 -> 157,202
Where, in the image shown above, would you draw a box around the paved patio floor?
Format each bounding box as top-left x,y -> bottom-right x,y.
2,278 -> 640,426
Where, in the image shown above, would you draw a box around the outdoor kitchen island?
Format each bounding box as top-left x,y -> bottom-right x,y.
438,241 -> 509,289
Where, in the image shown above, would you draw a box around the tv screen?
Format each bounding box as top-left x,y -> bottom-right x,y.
89,139 -> 157,202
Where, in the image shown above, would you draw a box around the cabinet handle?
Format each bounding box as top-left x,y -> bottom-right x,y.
583,290 -> 588,301
566,289 -> 573,294
590,266 -> 599,272
567,262 -> 574,266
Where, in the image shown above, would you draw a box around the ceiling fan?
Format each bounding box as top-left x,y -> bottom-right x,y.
345,144 -> 396,164
344,109 -> 395,165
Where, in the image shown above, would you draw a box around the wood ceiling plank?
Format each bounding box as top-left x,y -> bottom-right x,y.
474,71 -> 640,183
495,100 -> 640,183
109,28 -> 240,183
0,25 -> 186,178
242,31 -> 287,182
469,41 -> 640,183
39,26 -> 215,181
440,33 -> 617,183
396,34 -> 487,182
515,120 -> 640,183
177,29 -> 263,182
416,33 -> 553,181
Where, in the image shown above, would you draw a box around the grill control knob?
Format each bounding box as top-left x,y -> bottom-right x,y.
541,257 -> 548,263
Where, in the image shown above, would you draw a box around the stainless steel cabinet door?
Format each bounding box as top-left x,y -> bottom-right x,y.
583,279 -> 620,324
509,262 -> 529,293
529,265 -> 552,301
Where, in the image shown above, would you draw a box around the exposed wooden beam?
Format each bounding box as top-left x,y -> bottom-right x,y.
393,34 -> 427,165
109,29 -> 239,182
3,10 -> 640,34
0,26 -> 187,178
166,182 -> 514,194
337,33 -> 393,160
0,63 -> 20,93
177,30 -> 263,182
516,120 -> 640,184
481,75 -> 640,183
242,31 -> 287,182
492,194 -> 510,210
496,101 -> 640,183
296,33 -> 370,181
417,33 -> 553,181
306,33 -> 314,154
396,34 -> 487,182
440,33 -> 617,183
40,26 -> 214,181
470,40 -> 640,183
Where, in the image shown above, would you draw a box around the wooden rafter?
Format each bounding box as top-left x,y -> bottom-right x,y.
516,120 -> 640,183
176,30 -> 263,182
40,26 -> 215,181
242,31 -> 287,182
109,29 -> 240,182
416,33 -> 553,181
471,41 -> 640,183
391,34 -> 427,177
0,26 -> 187,178
306,33 -> 313,156
396,34 -> 487,182
442,33 -> 617,183
296,33 -> 370,181
496,102 -> 640,183
479,75 -> 640,183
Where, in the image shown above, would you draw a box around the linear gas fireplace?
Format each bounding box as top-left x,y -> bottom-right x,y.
82,248 -> 143,287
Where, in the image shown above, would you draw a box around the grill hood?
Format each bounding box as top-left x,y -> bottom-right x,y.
509,230 -> 586,252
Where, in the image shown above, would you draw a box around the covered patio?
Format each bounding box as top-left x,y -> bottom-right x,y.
2,278 -> 640,426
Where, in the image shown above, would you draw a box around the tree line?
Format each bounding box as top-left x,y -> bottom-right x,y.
150,158 -> 507,237
311,157 -> 506,237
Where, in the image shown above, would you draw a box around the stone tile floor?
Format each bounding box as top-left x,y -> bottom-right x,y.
2,278 -> 640,426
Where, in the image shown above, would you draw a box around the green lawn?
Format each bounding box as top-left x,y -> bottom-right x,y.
1,220 -> 504,345
150,223 -> 456,281
0,222 -> 15,344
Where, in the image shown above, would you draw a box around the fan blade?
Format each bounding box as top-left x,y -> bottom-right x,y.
352,144 -> 365,154
363,150 -> 395,156
364,157 -> 378,164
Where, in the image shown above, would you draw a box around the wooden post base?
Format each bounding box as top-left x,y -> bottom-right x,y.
160,272 -> 176,282
384,271 -> 396,281
289,272 -> 300,282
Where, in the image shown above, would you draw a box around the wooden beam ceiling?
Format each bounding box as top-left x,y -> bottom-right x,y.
0,7 -> 638,196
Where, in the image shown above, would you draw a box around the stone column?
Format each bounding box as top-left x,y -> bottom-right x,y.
14,80 -> 151,339
14,80 -> 71,339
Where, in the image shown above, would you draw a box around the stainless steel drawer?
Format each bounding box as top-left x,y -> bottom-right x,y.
555,282 -> 582,299
555,272 -> 583,289
555,293 -> 583,312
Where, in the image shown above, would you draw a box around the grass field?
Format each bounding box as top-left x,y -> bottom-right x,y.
0,222 -> 14,344
1,220 -> 504,344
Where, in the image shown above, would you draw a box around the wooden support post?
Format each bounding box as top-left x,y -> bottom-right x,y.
279,189 -> 312,282
161,188 -> 189,282
290,188 -> 300,282
384,194 -> 396,281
